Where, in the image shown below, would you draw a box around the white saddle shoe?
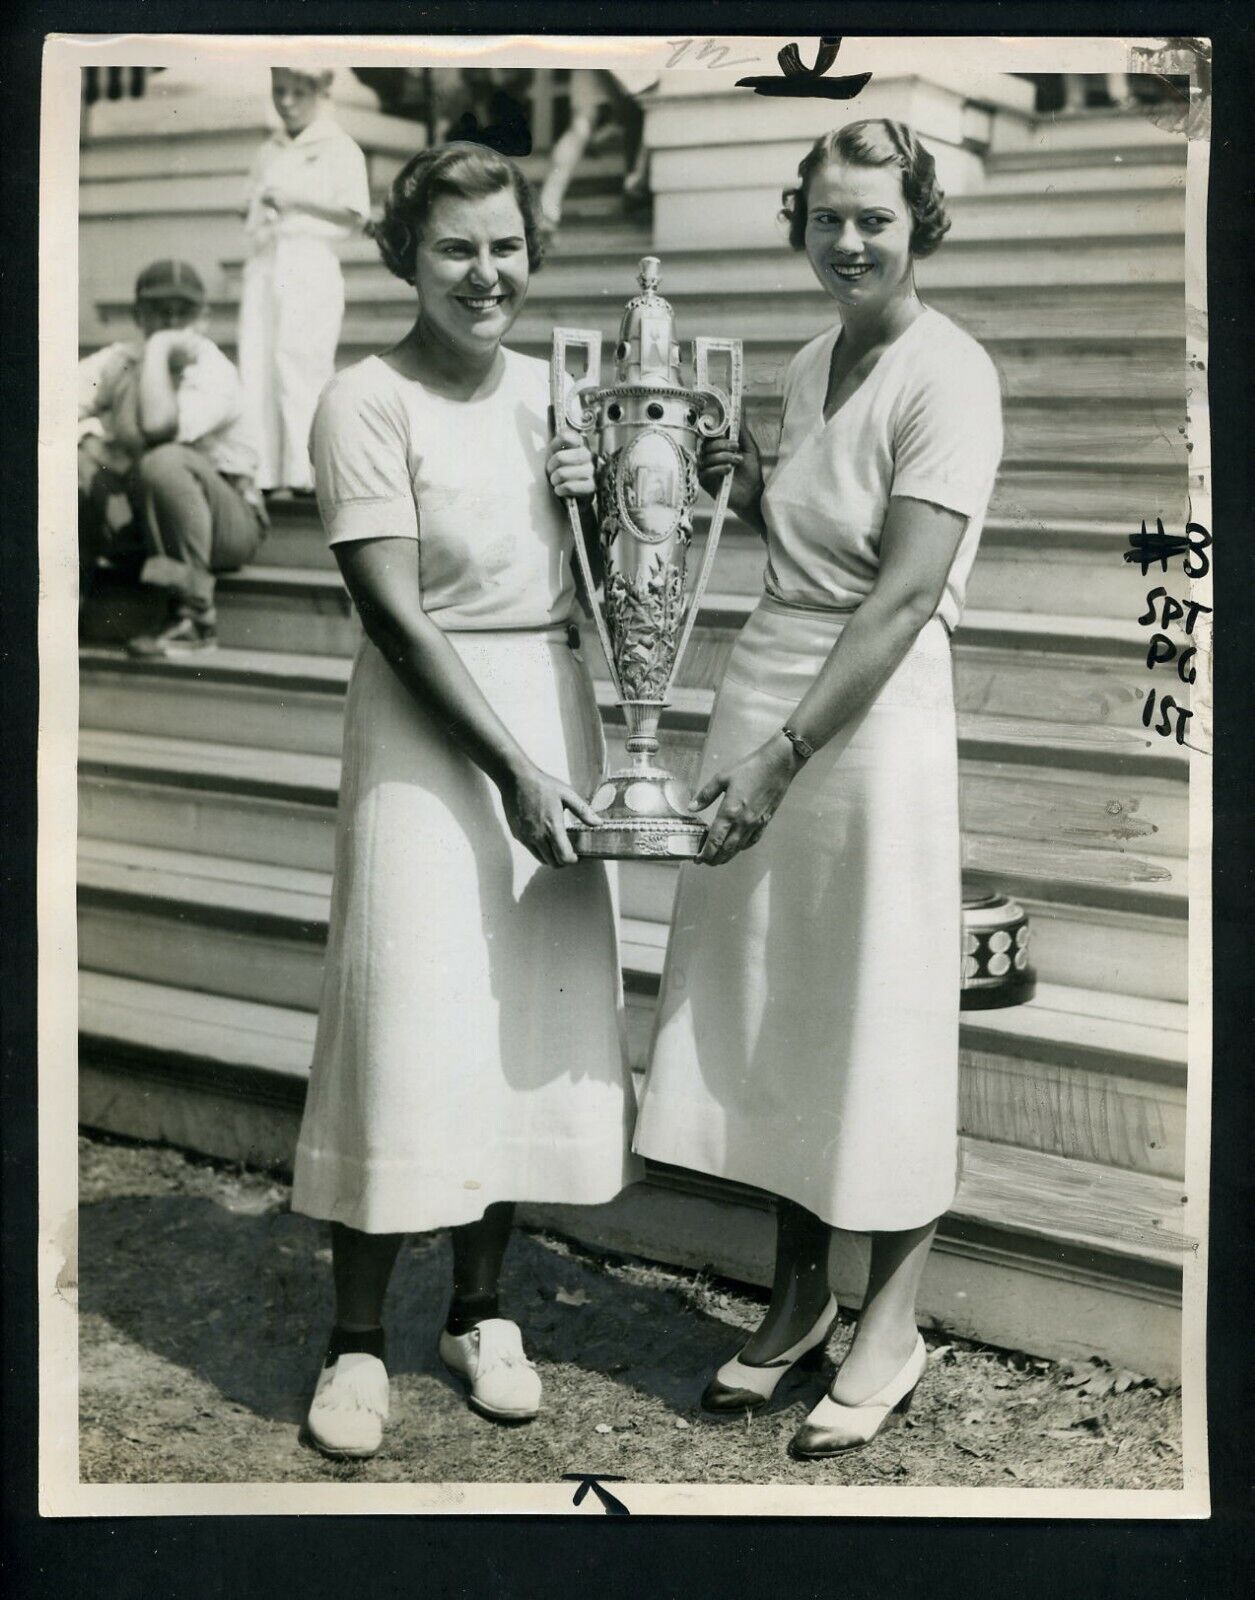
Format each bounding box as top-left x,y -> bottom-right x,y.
790,1333 -> 927,1458
438,1318 -> 542,1422
306,1352 -> 390,1460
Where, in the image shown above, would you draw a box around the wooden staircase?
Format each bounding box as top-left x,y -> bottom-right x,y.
77,107 -> 1193,1379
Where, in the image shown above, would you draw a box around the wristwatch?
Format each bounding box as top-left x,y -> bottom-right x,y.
781,724 -> 816,763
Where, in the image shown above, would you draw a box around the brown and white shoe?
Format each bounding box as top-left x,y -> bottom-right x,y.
700,1295 -> 839,1420
789,1334 -> 927,1458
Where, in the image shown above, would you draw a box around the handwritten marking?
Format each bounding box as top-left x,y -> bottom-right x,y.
1127,521 -> 1211,749
735,36 -> 872,100
665,38 -> 760,71
562,1472 -> 631,1515
1123,517 -> 1211,579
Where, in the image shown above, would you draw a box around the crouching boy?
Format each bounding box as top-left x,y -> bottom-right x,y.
78,258 -> 266,655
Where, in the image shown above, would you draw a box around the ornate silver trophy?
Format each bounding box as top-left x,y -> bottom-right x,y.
552,257 -> 743,858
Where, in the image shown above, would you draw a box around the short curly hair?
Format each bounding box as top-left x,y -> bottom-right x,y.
781,119 -> 951,258
374,142 -> 544,285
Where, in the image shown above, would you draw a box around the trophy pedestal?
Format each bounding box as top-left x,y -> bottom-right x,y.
569,757 -> 708,860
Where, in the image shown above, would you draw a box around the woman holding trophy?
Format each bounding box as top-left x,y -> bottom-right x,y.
290,144 -> 638,1459
634,119 -> 1004,1458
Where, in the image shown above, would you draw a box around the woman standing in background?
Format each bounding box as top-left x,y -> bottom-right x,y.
238,68 -> 371,497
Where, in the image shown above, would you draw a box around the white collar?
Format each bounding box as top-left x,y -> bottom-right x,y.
271,112 -> 338,149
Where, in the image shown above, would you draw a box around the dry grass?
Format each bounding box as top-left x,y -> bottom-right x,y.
76,1133 -> 1183,1490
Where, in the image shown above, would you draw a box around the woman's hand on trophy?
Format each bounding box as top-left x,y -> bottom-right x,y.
547,431 -> 597,501
691,734 -> 797,866
500,760 -> 602,868
697,422 -> 763,515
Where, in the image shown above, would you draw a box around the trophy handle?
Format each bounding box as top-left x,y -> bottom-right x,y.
550,328 -> 625,703
691,336 -> 743,447
673,337 -> 744,672
550,328 -> 602,436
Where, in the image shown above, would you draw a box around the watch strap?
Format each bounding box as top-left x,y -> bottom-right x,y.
781,723 -> 815,763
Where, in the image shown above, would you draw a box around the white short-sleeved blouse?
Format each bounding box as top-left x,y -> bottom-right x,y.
310,349 -> 577,632
244,114 -> 371,246
762,307 -> 1004,633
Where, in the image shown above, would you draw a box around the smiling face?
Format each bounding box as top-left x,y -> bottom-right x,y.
271,70 -> 322,137
803,160 -> 916,316
413,187 -> 530,363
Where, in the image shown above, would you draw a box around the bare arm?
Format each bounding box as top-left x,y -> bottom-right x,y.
136,331 -> 184,444
785,496 -> 966,750
259,185 -> 366,231
698,420 -> 767,539
336,536 -> 600,868
695,495 -> 967,864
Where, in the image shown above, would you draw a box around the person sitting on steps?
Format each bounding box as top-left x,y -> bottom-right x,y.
535,69 -> 656,242
78,258 -> 267,657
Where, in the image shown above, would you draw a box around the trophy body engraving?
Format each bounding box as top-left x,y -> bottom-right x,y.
552,258 -> 743,859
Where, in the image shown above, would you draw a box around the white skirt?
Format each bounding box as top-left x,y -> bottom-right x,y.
633,597 -> 961,1232
292,626 -> 641,1234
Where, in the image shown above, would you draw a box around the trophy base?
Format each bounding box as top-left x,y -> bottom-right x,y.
570,763 -> 708,860
569,816 -> 708,860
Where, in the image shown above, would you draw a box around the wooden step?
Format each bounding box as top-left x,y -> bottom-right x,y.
212,183 -> 1187,262
228,505 -> 1195,628
945,186 -> 1185,237
991,109 -> 1188,155
533,327 -> 1189,405
81,171 -> 284,217
317,277 -> 1189,351
77,719 -> 1188,918
964,538 -> 1164,617
197,234 -> 1187,319
119,306 -> 1183,412
80,595 -> 1190,778
77,964 -> 1190,1277
670,184 -> 1187,249
461,236 -> 1189,296
982,158 -> 1187,195
985,139 -> 1187,175
244,511 -> 1199,664
327,249 -> 1185,335
607,840 -> 1185,1007
89,270 -> 1188,408
77,751 -> 1186,1005
80,599 -> 1191,772
76,835 -> 1186,1179
77,968 -> 1187,1375
989,465 -> 1188,526
254,499 -> 1197,630
735,392 -> 1188,474
77,718 -> 1188,957
103,512 -> 1163,621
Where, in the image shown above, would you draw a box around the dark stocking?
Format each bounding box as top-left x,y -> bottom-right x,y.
739,1198 -> 835,1365
446,1201 -> 515,1334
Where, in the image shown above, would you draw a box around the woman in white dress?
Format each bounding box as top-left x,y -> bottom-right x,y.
633,120 -> 1003,1458
238,69 -> 370,496
290,144 -> 639,1459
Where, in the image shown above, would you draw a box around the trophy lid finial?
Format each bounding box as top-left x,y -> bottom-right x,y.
638,256 -> 661,293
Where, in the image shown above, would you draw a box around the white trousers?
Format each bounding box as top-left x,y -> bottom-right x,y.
238,237 -> 345,491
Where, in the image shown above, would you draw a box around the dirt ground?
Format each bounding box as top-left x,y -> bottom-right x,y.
76,1132 -> 1183,1490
